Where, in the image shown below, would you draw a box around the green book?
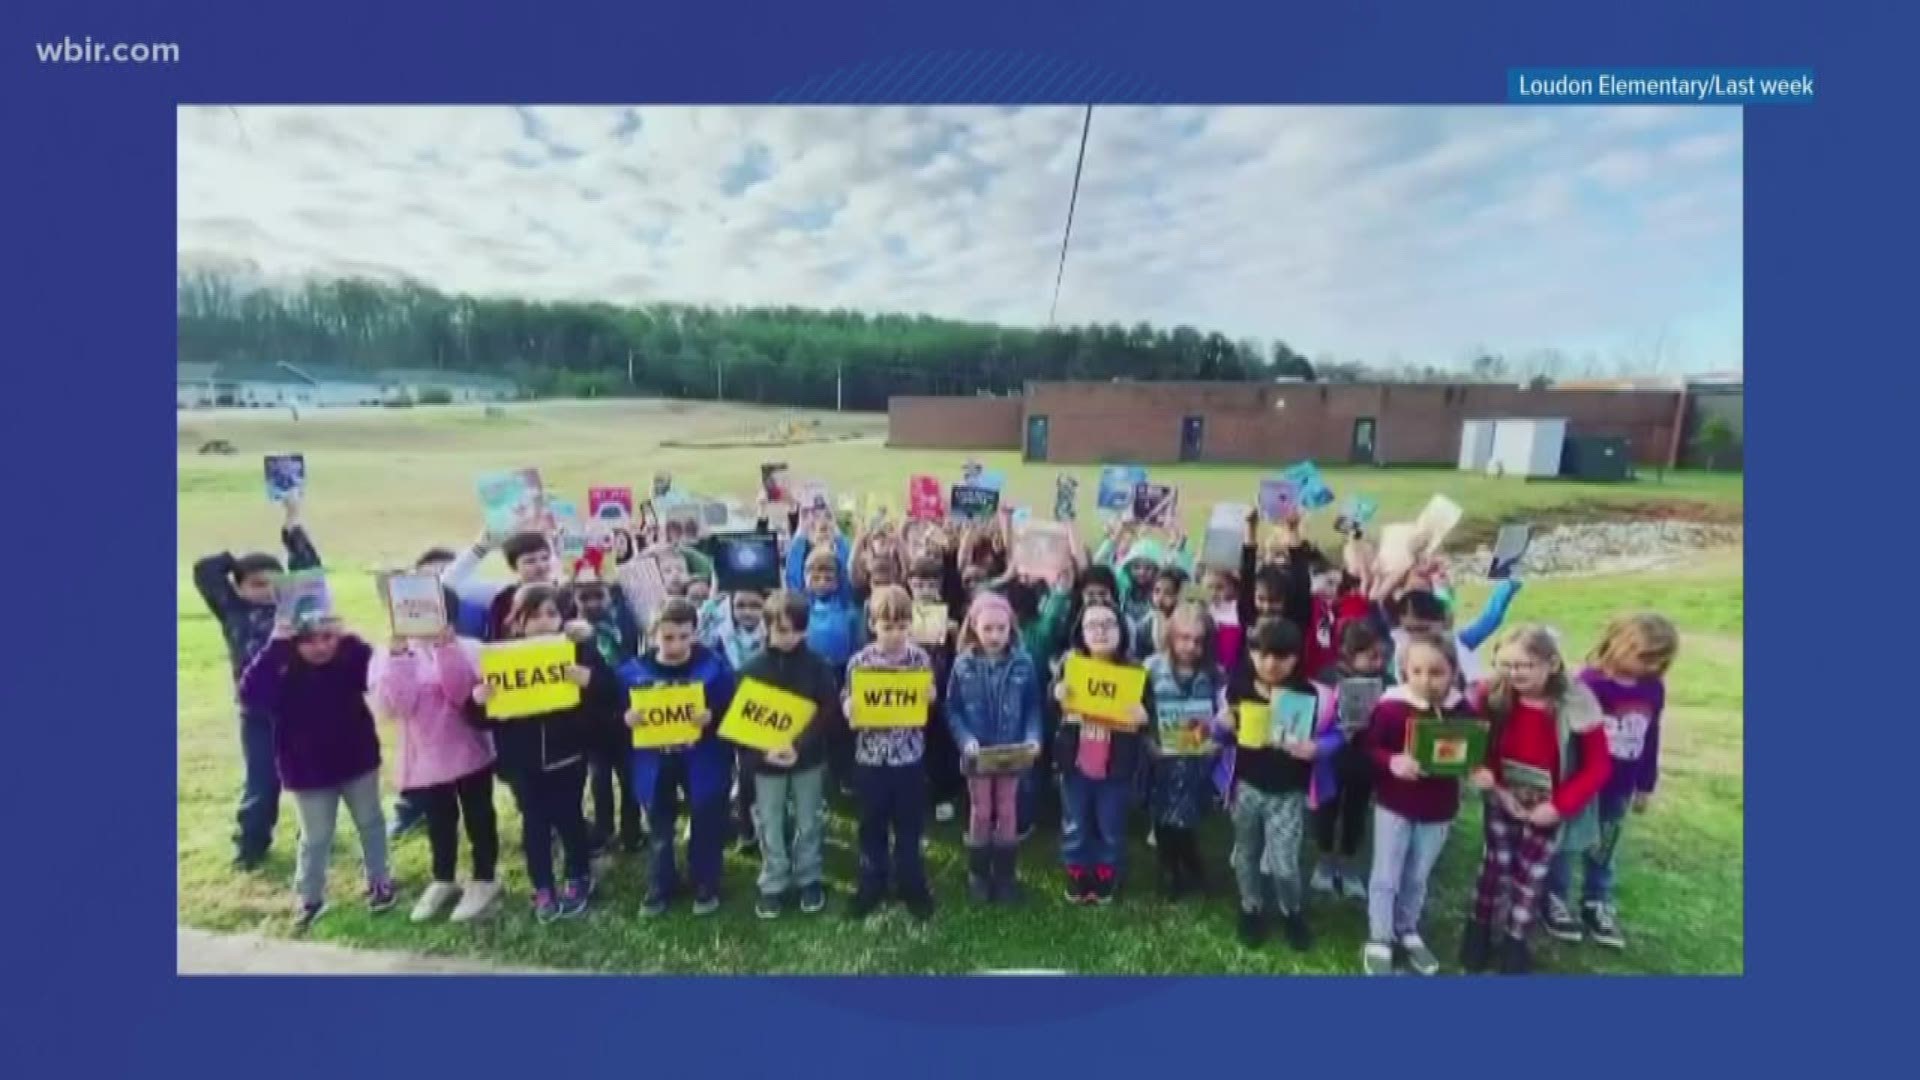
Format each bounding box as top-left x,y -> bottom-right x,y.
1499,758 -> 1554,795
1409,714 -> 1489,777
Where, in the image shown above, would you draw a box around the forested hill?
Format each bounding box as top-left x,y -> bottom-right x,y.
177,270 -> 1317,410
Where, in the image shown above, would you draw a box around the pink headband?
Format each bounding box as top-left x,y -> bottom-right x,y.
965,591 -> 1012,626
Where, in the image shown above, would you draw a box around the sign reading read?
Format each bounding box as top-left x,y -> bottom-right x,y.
627,684 -> 707,749
850,669 -> 934,728
480,636 -> 580,720
719,679 -> 817,751
1061,655 -> 1147,725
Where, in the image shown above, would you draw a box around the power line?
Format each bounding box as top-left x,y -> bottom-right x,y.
1047,105 -> 1093,327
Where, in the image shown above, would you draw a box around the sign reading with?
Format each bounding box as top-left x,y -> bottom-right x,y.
849,669 -> 934,728
1061,655 -> 1147,725
480,636 -> 580,720
627,684 -> 707,749
719,679 -> 817,751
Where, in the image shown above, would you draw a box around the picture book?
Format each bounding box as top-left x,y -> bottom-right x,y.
274,568 -> 334,631
1414,494 -> 1464,555
1097,465 -> 1146,514
1278,461 -> 1336,510
1130,482 -> 1178,527
908,475 -> 945,521
961,459 -> 984,484
1333,494 -> 1380,537
1272,689 -> 1320,745
975,469 -> 1006,492
263,454 -> 305,503
588,486 -> 634,525
652,472 -> 673,498
972,744 -> 1040,775
1201,502 -> 1249,572
760,462 -> 791,503
379,570 -> 448,638
712,533 -> 781,593
911,602 -> 950,646
949,484 -> 1000,522
796,479 -> 830,514
1410,714 -> 1489,778
616,553 -> 669,619
1053,474 -> 1079,522
475,468 -> 547,541
1257,477 -> 1299,522
1500,759 -> 1554,800
1154,699 -> 1217,756
1012,520 -> 1072,580
549,498 -> 587,562
1489,523 -> 1533,580
1336,677 -> 1384,734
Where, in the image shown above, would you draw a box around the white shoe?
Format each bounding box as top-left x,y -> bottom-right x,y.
450,880 -> 502,923
934,801 -> 956,823
411,881 -> 461,923
1310,863 -> 1338,895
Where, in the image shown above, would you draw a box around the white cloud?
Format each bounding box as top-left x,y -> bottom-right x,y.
178,104 -> 1742,371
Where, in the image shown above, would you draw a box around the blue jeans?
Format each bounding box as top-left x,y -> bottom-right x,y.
1060,770 -> 1130,871
1547,784 -> 1631,905
234,710 -> 281,859
640,753 -> 729,898
855,764 -> 928,898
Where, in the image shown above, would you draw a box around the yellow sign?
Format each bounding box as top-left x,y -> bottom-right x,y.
1236,701 -> 1271,748
628,684 -> 707,749
719,679 -> 817,751
850,669 -> 934,728
481,636 -> 580,720
1061,655 -> 1147,725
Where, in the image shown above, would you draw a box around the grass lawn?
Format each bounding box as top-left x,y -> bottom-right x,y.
177,400 -> 1744,974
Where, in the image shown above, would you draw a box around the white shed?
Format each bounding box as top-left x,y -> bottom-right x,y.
1486,419 -> 1567,478
1458,420 -> 1496,471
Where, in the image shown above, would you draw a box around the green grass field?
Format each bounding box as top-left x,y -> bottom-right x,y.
177,400 -> 1744,974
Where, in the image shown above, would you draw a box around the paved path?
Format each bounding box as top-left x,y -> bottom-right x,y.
177,928 -> 555,975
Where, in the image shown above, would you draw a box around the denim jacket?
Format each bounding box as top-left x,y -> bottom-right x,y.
946,650 -> 1043,751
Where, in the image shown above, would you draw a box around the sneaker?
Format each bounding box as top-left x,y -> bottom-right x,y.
1237,907 -> 1268,947
934,801 -> 956,824
1584,902 -> 1626,949
755,893 -> 783,920
641,889 -> 670,918
1310,862 -> 1338,895
1281,911 -> 1313,952
1064,866 -> 1091,904
293,901 -> 326,934
1498,934 -> 1533,974
1146,828 -> 1158,848
903,891 -> 935,922
1091,865 -> 1117,906
848,886 -> 883,919
366,879 -> 398,914
1340,873 -> 1368,902
450,880 -> 501,923
799,883 -> 827,914
1017,823 -> 1036,843
533,889 -> 561,924
1362,941 -> 1396,975
411,881 -> 461,923
1459,919 -> 1493,973
557,877 -> 591,918
692,889 -> 720,916
1542,894 -> 1584,942
1399,933 -> 1441,976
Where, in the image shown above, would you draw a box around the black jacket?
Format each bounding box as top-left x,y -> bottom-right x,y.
737,644 -> 840,775
466,638 -> 620,778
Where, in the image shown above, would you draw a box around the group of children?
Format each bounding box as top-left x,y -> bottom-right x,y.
195,481 -> 1679,974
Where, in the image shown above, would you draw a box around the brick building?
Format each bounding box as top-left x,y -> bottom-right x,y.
889,381 -> 1687,468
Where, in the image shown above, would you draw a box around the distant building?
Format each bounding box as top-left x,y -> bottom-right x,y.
176,362 -> 517,409
378,367 -> 518,404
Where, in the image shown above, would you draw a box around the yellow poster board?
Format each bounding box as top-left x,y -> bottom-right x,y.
850,669 -> 934,728
1236,701 -> 1271,748
628,684 -> 707,749
480,636 -> 580,720
1061,654 -> 1147,725
719,679 -> 817,752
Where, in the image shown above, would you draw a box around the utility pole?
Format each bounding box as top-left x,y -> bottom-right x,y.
626,349 -> 634,387
835,358 -> 843,412
716,351 -> 725,401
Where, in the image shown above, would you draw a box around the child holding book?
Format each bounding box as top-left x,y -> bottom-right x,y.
480,532 -> 562,640
192,494 -> 321,870
1360,631 -> 1476,975
622,599 -> 739,916
739,590 -> 839,919
908,557 -> 964,824
469,584 -> 619,922
1144,601 -> 1228,899
1461,624 -> 1612,974
1225,617 -> 1340,950
238,615 -> 392,932
1052,602 -> 1150,904
705,585 -> 770,850
1311,620 -> 1391,901
1136,565 -> 1187,662
802,546 -> 863,789
945,591 -> 1043,903
1542,612 -> 1678,950
370,613 -> 501,923
843,585 -> 937,920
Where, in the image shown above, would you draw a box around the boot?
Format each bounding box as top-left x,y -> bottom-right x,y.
991,845 -> 1023,903
966,846 -> 992,903
1498,933 -> 1534,974
1460,919 -> 1494,973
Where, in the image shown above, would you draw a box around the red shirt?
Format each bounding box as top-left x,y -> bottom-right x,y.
1495,698 -> 1612,818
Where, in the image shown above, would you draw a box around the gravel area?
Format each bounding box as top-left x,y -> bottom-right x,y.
1444,521 -> 1743,582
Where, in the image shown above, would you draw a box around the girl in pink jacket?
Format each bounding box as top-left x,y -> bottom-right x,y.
371,624 -> 500,923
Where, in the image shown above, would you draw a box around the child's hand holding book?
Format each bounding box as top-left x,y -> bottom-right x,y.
1390,753 -> 1423,780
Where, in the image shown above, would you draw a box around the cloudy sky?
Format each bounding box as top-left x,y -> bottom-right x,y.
178,105 -> 1741,372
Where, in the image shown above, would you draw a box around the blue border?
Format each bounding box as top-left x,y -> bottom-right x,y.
4,0 -> 1898,1071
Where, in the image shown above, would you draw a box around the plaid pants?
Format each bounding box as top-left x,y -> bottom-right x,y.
1230,785 -> 1307,915
1472,796 -> 1561,939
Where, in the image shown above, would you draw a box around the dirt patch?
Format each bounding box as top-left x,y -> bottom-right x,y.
1449,499 -> 1742,551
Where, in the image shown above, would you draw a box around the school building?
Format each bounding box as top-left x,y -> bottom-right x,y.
886,380 -> 1695,468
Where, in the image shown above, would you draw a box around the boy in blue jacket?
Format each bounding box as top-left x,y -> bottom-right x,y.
621,599 -> 738,916
799,545 -> 863,790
